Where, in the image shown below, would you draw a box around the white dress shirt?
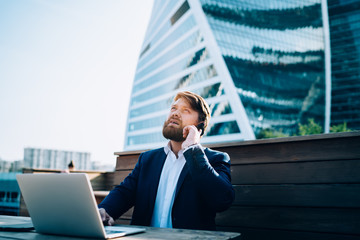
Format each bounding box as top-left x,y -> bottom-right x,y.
150,142 -> 186,228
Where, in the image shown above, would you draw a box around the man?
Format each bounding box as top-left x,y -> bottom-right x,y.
98,91 -> 234,230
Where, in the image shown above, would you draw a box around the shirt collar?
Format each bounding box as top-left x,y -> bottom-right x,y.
164,142 -> 172,155
164,141 -> 205,155
163,141 -> 185,158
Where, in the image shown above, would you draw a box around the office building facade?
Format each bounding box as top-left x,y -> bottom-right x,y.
23,148 -> 91,170
124,0 -> 359,150
327,0 -> 360,129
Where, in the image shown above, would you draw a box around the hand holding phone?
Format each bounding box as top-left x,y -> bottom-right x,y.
181,124 -> 202,149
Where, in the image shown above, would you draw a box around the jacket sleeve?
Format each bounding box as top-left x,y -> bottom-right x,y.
98,153 -> 143,219
183,146 -> 235,212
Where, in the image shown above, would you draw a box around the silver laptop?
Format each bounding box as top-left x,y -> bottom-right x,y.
16,173 -> 145,239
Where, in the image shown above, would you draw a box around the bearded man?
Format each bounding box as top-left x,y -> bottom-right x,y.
98,91 -> 234,230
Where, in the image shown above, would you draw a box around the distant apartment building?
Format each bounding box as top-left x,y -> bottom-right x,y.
0,159 -> 11,172
9,160 -> 24,172
0,159 -> 24,173
23,148 -> 91,170
124,0 -> 359,151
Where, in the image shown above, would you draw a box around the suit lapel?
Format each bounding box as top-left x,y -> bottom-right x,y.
175,147 -> 208,198
175,162 -> 189,198
148,149 -> 167,210
153,149 -> 167,182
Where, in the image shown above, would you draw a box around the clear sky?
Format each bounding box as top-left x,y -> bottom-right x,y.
0,0 -> 154,166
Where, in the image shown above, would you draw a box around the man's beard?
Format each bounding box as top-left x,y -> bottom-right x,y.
162,119 -> 185,142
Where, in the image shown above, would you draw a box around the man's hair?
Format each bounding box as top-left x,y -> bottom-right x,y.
174,91 -> 211,136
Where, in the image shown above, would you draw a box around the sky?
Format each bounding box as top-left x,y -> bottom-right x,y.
0,0 -> 154,166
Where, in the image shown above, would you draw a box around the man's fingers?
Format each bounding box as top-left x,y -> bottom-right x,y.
108,217 -> 115,226
183,126 -> 190,138
99,208 -> 114,225
99,208 -> 106,221
183,125 -> 197,136
181,125 -> 201,149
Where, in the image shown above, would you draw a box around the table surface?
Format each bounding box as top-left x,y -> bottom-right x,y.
0,215 -> 241,240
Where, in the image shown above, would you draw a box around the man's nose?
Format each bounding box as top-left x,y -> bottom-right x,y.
171,110 -> 180,118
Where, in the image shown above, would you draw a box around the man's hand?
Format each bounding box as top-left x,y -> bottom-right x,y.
99,208 -> 114,226
182,125 -> 201,149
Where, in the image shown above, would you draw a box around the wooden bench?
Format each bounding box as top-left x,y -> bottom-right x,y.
113,132 -> 360,239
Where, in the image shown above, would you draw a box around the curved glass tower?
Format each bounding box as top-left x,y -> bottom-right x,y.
124,0 -> 327,150
328,0 -> 360,130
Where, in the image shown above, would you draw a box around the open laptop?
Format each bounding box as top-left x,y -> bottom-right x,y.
16,173 -> 145,239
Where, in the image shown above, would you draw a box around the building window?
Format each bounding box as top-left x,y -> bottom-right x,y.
206,121 -> 241,136
171,1 -> 190,25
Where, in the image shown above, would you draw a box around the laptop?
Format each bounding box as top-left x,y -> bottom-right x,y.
16,173 -> 145,239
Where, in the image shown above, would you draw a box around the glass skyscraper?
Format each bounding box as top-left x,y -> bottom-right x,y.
328,0 -> 360,130
124,0 -> 359,151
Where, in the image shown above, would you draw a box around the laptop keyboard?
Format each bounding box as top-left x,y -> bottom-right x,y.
106,229 -> 125,234
104,226 -> 125,234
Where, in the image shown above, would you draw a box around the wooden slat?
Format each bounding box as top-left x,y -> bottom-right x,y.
88,172 -> 107,191
113,170 -> 132,185
217,226 -> 360,240
216,206 -> 360,234
218,136 -> 360,165
116,155 -> 139,170
206,132 -> 360,148
21,169 -> 115,191
111,178 -> 360,207
94,191 -> 109,205
114,159 -> 360,187
114,133 -> 360,168
233,184 -> 360,207
104,184 -> 360,224
231,159 -> 360,184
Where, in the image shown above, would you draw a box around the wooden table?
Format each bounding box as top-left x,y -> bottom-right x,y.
0,215 -> 240,239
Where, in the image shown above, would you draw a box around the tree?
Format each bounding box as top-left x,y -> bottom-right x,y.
330,122 -> 352,133
257,119 -> 353,139
257,128 -> 289,139
298,118 -> 323,136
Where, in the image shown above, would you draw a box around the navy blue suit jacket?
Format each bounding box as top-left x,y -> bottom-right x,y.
98,145 -> 234,230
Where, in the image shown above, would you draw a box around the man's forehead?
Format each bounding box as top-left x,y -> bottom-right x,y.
172,98 -> 192,108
